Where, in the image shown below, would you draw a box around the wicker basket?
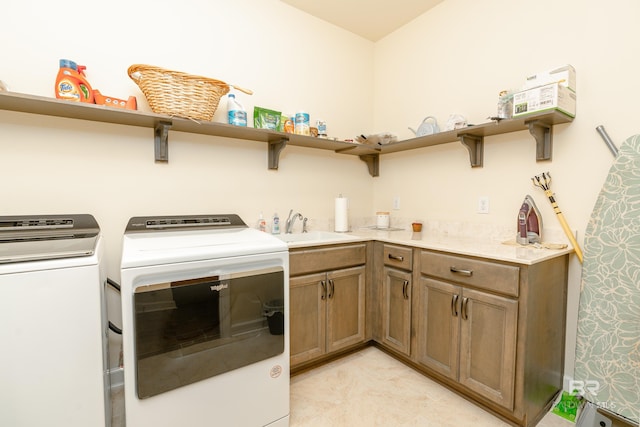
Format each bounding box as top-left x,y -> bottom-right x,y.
128,64 -> 230,121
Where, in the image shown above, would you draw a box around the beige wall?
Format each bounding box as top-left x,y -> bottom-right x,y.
372,0 -> 640,386
2,0 -> 637,383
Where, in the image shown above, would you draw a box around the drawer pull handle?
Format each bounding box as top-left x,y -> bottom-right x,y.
320,280 -> 327,300
451,294 -> 459,317
388,254 -> 404,262
328,279 -> 335,299
450,266 -> 473,276
461,297 -> 469,320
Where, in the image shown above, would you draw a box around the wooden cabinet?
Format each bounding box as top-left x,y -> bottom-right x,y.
289,244 -> 367,369
417,277 -> 518,409
415,249 -> 568,427
380,244 -> 414,356
416,278 -> 459,379
325,267 -> 366,353
290,272 -> 326,364
458,286 -> 517,408
288,239 -> 568,426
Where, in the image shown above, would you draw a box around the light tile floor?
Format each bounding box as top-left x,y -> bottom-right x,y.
111,346 -> 574,426
290,346 -> 573,427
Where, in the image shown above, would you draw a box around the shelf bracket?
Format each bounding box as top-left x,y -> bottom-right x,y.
458,134 -> 484,167
359,154 -> 379,177
526,120 -> 552,161
268,138 -> 288,170
154,121 -> 172,162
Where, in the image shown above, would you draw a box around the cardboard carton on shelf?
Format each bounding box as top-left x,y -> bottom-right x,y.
523,64 -> 576,92
513,82 -> 576,118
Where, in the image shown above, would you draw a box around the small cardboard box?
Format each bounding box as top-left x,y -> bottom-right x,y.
524,64 -> 576,92
513,82 -> 576,118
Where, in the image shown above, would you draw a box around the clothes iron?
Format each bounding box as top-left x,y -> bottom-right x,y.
516,195 -> 542,245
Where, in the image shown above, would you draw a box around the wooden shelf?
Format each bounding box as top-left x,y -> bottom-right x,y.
0,91 -> 363,165
0,91 -> 574,176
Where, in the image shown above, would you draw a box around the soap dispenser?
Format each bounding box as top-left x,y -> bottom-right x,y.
257,212 -> 267,232
271,213 -> 280,234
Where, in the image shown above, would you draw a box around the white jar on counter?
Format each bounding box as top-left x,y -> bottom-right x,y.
376,211 -> 390,229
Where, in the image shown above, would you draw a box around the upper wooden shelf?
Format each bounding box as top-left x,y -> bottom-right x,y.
0,91 -> 574,176
0,91 -> 363,165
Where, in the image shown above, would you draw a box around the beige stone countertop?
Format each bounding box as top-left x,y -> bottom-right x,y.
284,228 -> 574,266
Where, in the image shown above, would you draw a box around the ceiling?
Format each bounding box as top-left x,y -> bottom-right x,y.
280,0 -> 444,42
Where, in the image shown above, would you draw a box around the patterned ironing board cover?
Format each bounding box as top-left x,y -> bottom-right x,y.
574,134 -> 640,423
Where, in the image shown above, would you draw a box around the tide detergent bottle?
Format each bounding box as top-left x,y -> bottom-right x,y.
55,59 -> 94,103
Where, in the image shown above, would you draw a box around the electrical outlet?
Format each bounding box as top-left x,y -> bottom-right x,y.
393,196 -> 400,210
477,196 -> 489,214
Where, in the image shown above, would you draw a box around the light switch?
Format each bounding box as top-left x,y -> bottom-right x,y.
393,196 -> 400,210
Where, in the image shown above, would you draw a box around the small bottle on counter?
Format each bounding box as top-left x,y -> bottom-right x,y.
258,212 -> 267,232
271,213 -> 280,234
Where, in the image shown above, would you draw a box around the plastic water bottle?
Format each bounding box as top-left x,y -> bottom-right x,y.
227,93 -> 247,126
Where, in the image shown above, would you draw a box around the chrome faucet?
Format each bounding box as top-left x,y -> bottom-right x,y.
285,210 -> 303,234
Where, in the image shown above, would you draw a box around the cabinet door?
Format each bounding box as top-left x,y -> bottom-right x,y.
381,267 -> 412,356
459,288 -> 518,410
416,277 -> 460,380
326,266 -> 366,353
290,272 -> 326,367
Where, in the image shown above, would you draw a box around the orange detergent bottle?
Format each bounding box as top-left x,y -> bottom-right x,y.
55,59 -> 94,103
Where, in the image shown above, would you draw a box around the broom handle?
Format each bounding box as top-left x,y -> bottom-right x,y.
543,189 -> 584,263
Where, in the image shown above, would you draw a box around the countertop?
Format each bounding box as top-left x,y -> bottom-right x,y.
284,228 -> 574,265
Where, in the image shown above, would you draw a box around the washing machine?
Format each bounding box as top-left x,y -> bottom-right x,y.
0,214 -> 110,427
120,214 -> 290,427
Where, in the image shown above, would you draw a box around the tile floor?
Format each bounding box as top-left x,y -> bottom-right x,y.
111,346 -> 574,426
289,346 -> 573,427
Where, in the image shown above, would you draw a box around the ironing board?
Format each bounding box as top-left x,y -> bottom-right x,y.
574,134 -> 640,424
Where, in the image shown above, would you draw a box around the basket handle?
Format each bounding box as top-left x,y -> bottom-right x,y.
230,84 -> 253,95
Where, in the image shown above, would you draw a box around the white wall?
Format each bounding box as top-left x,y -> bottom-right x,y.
3,0 -> 636,382
372,0 -> 640,385
1,0 -> 374,368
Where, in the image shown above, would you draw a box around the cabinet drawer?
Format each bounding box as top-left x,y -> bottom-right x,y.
420,251 -> 519,297
290,243 -> 366,276
383,244 -> 413,271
